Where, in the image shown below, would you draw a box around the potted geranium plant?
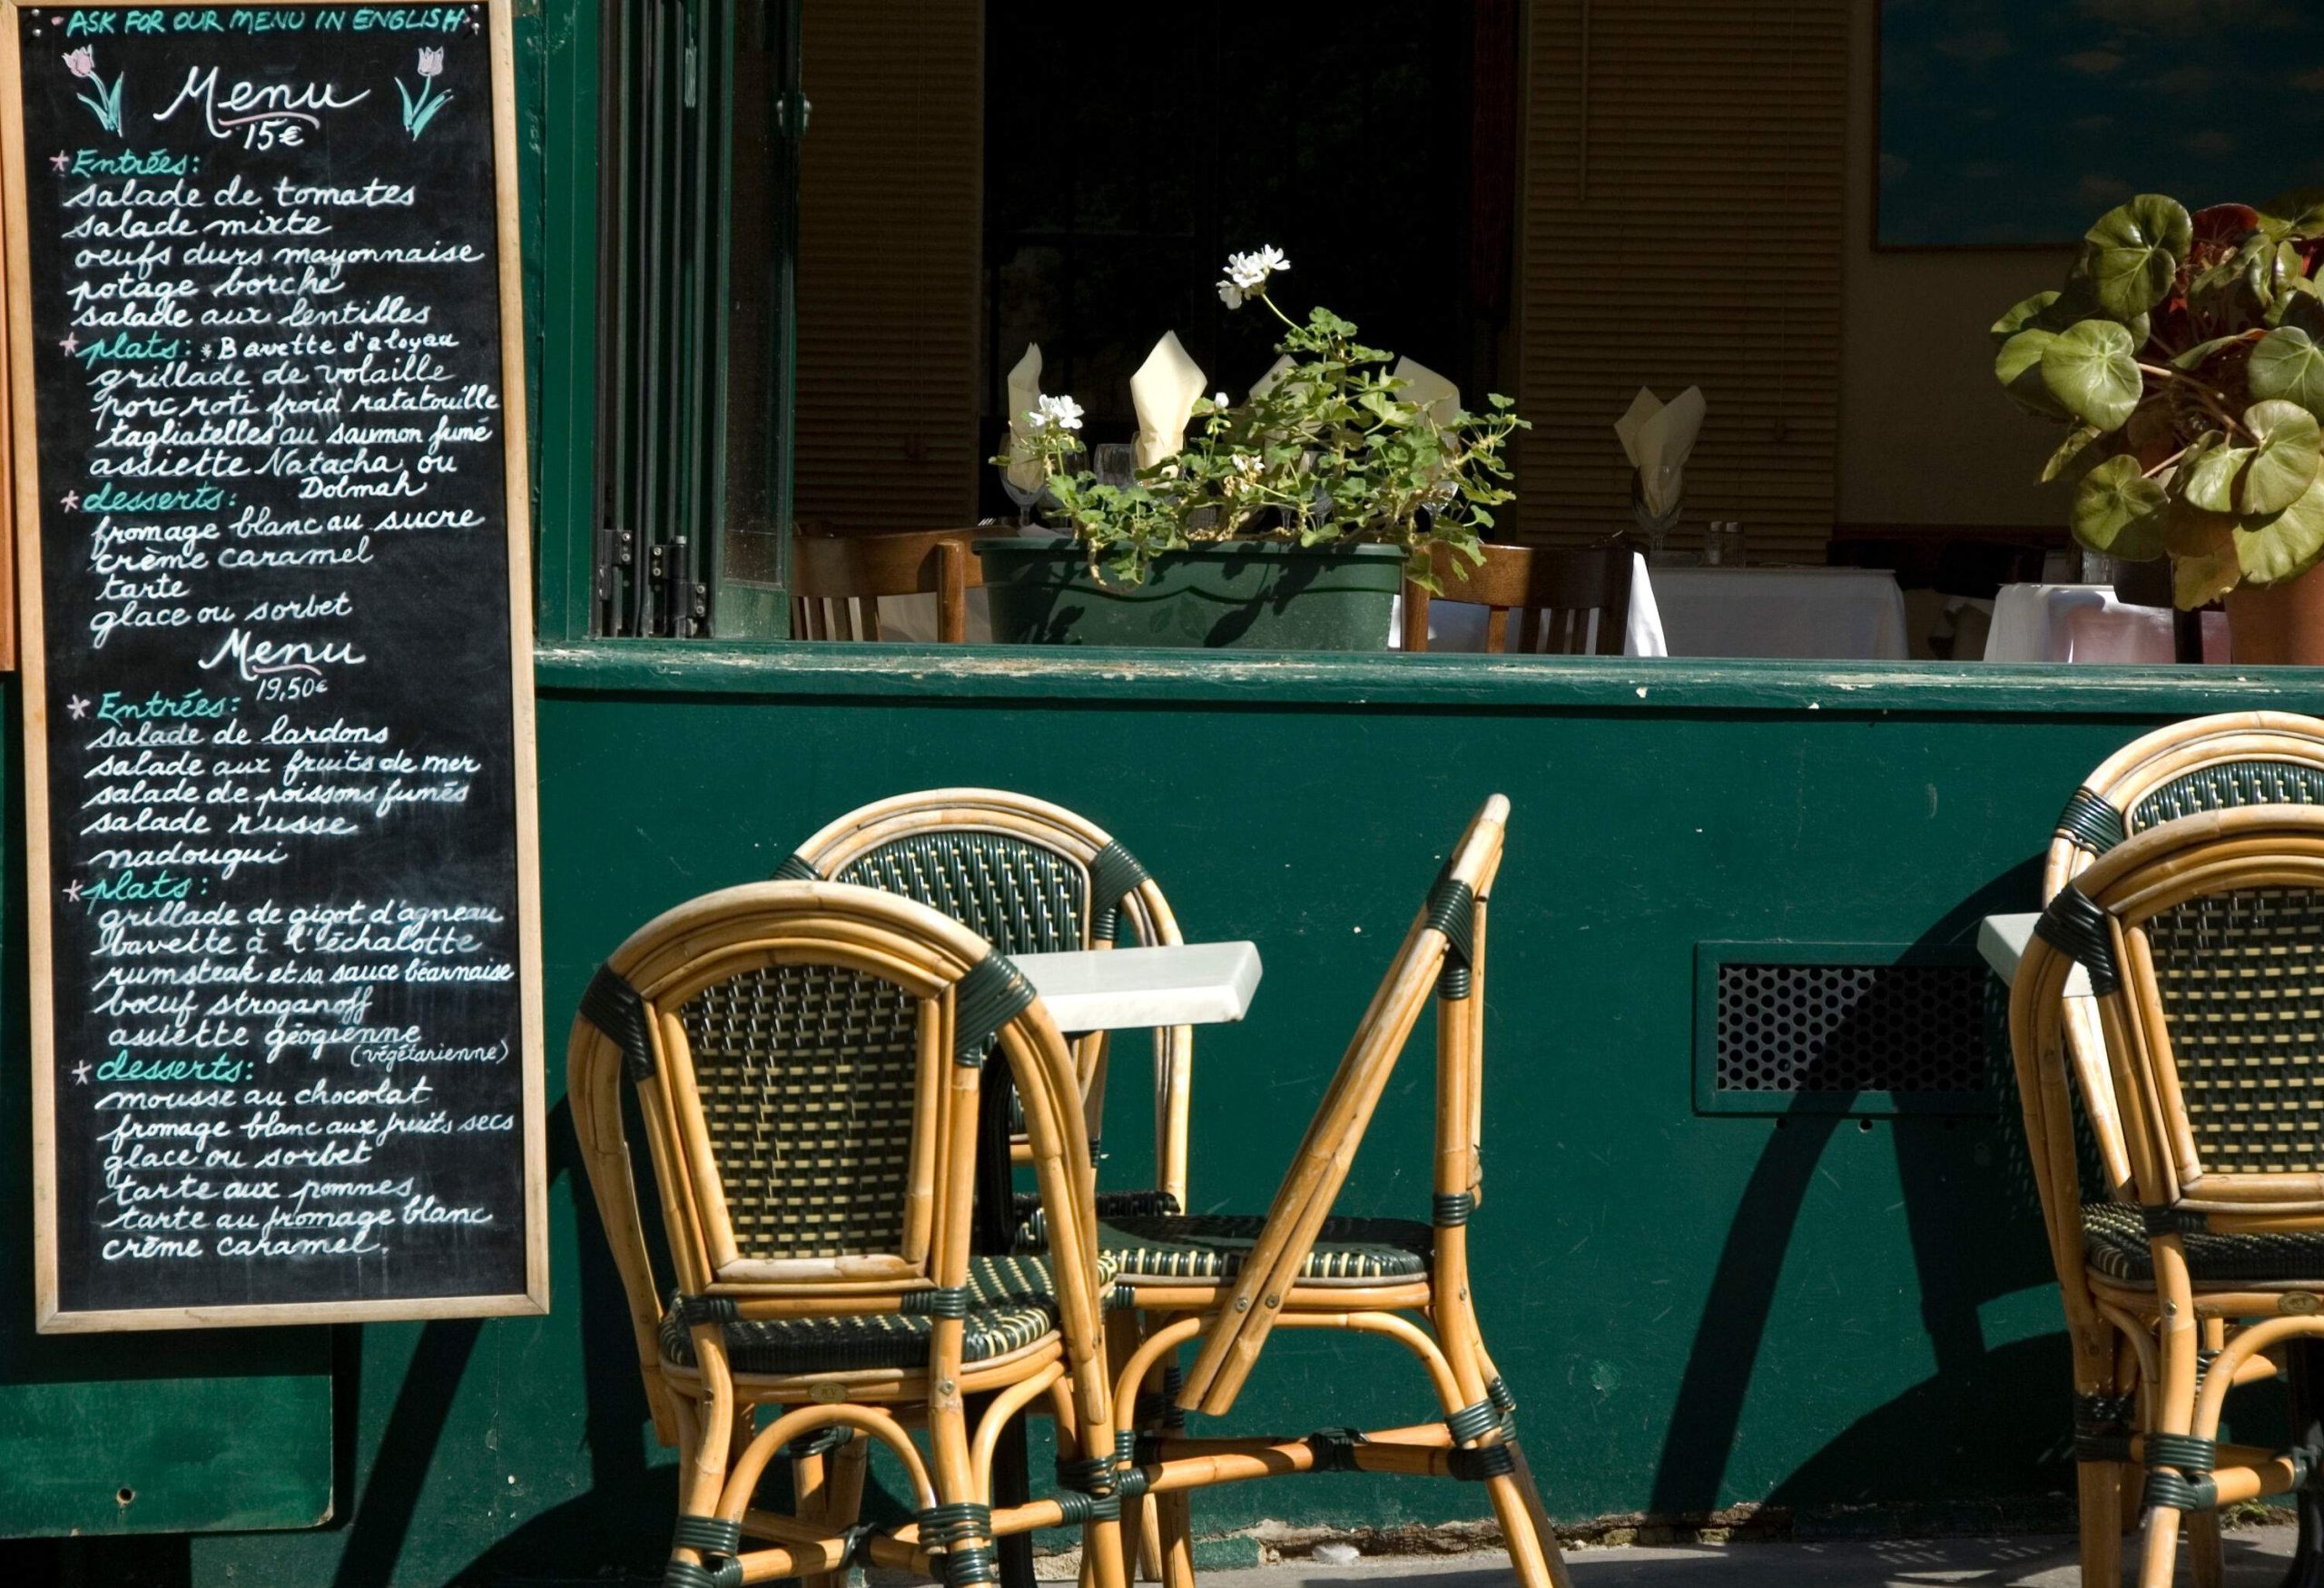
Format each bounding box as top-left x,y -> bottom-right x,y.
1993,190 -> 2324,662
981,249 -> 1529,650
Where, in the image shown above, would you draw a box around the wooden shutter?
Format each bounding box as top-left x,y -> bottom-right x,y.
793,1 -> 983,534
1516,0 -> 1846,559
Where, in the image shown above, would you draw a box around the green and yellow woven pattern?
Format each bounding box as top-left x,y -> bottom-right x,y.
838,833 -> 1087,954
2083,1202 -> 2324,1284
2145,887 -> 2324,1177
681,962 -> 921,1261
1016,1209 -> 1433,1287
2131,762 -> 2324,831
655,1254 -> 1118,1375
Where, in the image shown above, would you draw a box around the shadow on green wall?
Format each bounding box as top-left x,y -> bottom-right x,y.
1649,860 -> 2081,1520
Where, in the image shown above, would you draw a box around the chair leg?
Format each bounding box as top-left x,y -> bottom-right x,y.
803,1435 -> 869,1588
1154,1490 -> 1196,1588
2138,1263 -> 2204,1588
2073,1335 -> 2129,1588
1432,1298 -> 1570,1588
2188,1510 -> 2224,1588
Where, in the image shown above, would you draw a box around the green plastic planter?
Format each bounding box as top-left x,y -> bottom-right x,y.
975,538 -> 1405,650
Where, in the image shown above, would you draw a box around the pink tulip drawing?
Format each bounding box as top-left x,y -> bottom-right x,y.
62,48 -> 122,135
397,47 -> 452,140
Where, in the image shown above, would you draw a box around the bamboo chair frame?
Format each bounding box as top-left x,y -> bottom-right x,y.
2024,714 -> 2324,1583
567,881 -> 1127,1588
2014,806 -> 2324,1588
778,788 -> 1196,1211
1400,542 -> 1631,656
791,528 -> 984,644
1088,797 -> 1571,1588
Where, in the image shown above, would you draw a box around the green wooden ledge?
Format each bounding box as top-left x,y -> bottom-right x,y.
535,639 -> 2324,715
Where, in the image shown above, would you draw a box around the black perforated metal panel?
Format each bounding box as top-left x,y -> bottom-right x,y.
1715,962 -> 1989,1095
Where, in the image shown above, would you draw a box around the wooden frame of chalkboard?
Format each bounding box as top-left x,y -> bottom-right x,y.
3,0 -> 545,1331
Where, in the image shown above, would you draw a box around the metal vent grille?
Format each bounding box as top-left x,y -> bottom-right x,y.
1715,962 -> 1989,1095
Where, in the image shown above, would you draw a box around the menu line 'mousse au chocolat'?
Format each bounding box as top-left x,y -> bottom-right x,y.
5,0 -> 544,1332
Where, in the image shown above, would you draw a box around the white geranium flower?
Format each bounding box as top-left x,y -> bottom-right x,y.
1216,245 -> 1288,311
1025,393 -> 1084,433
1211,390 -> 1230,407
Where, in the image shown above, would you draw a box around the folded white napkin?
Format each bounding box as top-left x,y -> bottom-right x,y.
1249,354 -> 1295,400
1393,356 -> 1461,428
1004,343 -> 1046,491
1132,331 -> 1206,469
1615,386 -> 1704,518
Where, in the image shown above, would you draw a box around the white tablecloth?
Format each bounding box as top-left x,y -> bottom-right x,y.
1984,583 -> 2227,664
1644,567 -> 1910,660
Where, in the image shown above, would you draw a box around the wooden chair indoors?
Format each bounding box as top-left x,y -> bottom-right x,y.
791,527 -> 984,643
1400,541 -> 1632,656
2014,806 -> 2324,1588
1086,795 -> 1571,1588
773,788 -> 1196,1214
567,880 -> 1128,1588
2023,713 -> 2324,1584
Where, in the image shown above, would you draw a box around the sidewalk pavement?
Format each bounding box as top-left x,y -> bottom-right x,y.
1194,1524 -> 2298,1586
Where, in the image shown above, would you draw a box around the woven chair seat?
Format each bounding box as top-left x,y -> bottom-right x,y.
1098,1212 -> 1433,1287
2083,1202 -> 2324,1286
656,1254 -> 1118,1376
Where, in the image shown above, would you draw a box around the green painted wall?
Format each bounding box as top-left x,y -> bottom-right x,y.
4,0 -> 2320,1582
106,650 -> 2318,1583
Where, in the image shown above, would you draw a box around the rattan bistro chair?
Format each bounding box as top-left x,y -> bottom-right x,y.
2024,715 -> 2324,1580
1084,796 -> 1571,1588
773,789 -> 1196,1211
2014,806 -> 2324,1588
567,881 -> 1129,1588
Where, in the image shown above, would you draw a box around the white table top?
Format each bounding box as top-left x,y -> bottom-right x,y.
1014,942 -> 1262,1032
1978,911 -> 2090,995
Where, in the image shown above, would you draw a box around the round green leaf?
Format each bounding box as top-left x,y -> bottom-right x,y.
2236,474 -> 2324,586
1991,291 -> 2063,342
2040,319 -> 2144,431
1995,328 -> 2068,418
2181,440 -> 2250,513
2260,185 -> 2324,239
2073,453 -> 2170,558
2041,424 -> 2105,483
2250,327 -> 2324,419
2082,195 -> 2194,320
2238,399 -> 2324,513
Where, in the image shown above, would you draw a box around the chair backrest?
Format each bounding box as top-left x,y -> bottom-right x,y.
2036,714 -> 2324,1196
1401,543 -> 1631,655
791,528 -> 985,643
2043,713 -> 2324,899
567,879 -> 1107,1435
775,789 -> 1194,1205
2019,806 -> 2324,1218
1177,794 -> 1510,1416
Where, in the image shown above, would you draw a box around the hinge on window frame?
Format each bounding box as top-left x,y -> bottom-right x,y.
646,538 -> 709,637
777,93 -> 811,138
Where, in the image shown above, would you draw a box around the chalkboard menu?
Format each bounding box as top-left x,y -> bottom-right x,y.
2,1 -> 544,1331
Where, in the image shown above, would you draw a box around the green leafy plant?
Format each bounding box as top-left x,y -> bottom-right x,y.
1002,249 -> 1529,588
1994,191 -> 2324,607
